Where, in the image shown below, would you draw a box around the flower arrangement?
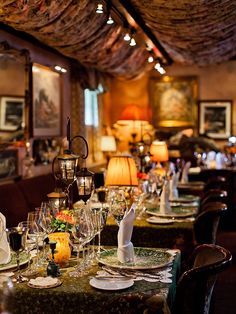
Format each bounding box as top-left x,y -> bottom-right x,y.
51,209 -> 76,232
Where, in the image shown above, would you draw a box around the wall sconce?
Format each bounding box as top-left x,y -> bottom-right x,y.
53,117 -> 94,208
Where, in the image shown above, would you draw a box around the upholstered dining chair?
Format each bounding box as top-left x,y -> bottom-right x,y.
203,176 -> 227,193
194,202 -> 227,245
199,189 -> 228,212
173,244 -> 232,314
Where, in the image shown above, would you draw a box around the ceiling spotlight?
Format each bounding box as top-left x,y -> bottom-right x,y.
54,65 -> 62,71
107,15 -> 114,24
61,68 -> 67,73
124,33 -> 131,41
154,62 -> 166,74
148,56 -> 154,63
130,38 -> 136,46
96,3 -> 103,13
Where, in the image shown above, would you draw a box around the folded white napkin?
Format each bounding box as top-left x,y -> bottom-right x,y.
117,204 -> 136,263
216,152 -> 225,169
159,180 -> 171,214
206,151 -> 216,169
0,213 -> 11,264
181,161 -> 191,183
169,172 -> 180,201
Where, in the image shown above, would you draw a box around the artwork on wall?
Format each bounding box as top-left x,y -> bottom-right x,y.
198,100 -> 232,139
0,96 -> 25,131
32,63 -> 61,137
149,76 -> 198,128
0,149 -> 18,180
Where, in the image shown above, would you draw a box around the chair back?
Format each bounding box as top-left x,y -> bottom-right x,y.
203,176 -> 227,193
194,203 -> 227,244
174,244 -> 232,314
200,189 -> 228,209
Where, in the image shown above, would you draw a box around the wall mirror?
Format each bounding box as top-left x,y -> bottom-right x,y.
0,41 -> 30,145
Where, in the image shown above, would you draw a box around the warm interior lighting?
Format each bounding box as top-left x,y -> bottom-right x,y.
124,33 -> 131,41
150,141 -> 169,176
107,15 -> 114,24
150,141 -> 169,163
118,104 -> 151,124
105,155 -> 138,186
96,3 -> 103,13
148,56 -> 154,63
130,38 -> 136,46
101,136 -> 117,152
154,62 -> 166,74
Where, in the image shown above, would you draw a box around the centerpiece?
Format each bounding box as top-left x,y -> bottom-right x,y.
48,210 -> 75,267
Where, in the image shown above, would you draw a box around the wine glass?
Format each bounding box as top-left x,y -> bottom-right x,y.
6,226 -> 28,283
18,221 -> 37,276
109,189 -> 128,225
69,207 -> 92,277
27,212 -> 45,268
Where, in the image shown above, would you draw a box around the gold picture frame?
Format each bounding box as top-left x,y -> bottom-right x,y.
149,76 -> 198,128
32,63 -> 61,137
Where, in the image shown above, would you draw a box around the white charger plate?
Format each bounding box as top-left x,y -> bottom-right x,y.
89,277 -> 134,291
98,248 -> 173,270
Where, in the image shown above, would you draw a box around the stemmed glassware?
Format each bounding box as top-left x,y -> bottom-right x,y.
69,206 -> 93,277
27,211 -> 46,269
6,226 -> 28,283
18,221 -> 37,276
109,189 -> 128,225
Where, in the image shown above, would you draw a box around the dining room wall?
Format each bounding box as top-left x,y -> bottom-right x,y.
105,60 -> 236,150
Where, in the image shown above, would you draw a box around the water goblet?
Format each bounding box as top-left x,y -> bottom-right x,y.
6,226 -> 28,283
27,212 -> 46,268
18,221 -> 37,276
110,189 -> 128,225
69,207 -> 92,277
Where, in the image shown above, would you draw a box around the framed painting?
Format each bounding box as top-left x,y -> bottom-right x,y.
0,96 -> 25,131
149,76 -> 198,128
198,100 -> 232,139
0,149 -> 18,180
32,63 -> 61,137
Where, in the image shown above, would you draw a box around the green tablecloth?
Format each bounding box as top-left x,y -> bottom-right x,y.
101,215 -> 195,260
7,250 -> 181,314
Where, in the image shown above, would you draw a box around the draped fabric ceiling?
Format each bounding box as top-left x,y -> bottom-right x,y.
1,0 -> 236,80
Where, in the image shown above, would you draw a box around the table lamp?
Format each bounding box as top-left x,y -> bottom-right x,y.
105,155 -> 138,187
150,141 -> 169,176
101,135 -> 117,165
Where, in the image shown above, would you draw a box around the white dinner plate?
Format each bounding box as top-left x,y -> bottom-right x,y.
89,277 -> 134,291
146,217 -> 174,225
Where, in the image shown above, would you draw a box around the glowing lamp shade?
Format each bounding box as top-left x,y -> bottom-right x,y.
105,155 -> 138,186
117,104 -> 151,125
101,136 -> 117,152
150,141 -> 169,162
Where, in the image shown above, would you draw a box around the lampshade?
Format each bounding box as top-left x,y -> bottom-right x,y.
150,141 -> 169,162
105,155 -> 138,186
101,136 -> 117,152
117,104 -> 151,125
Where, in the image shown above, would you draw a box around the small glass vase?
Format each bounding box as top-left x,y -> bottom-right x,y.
48,232 -> 71,267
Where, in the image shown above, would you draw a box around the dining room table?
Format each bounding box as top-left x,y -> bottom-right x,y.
0,247 -> 181,314
101,195 -> 199,263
